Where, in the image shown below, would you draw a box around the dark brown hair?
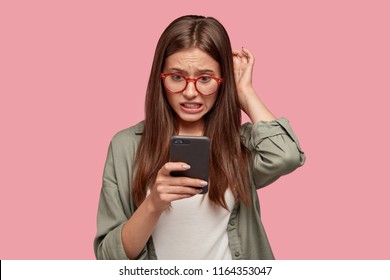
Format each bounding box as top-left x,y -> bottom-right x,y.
133,15 -> 251,208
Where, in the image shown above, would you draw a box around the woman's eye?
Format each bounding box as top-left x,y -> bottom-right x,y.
199,76 -> 211,83
171,75 -> 183,81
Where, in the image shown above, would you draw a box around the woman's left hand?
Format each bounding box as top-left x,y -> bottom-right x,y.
232,47 -> 256,111
233,47 -> 254,90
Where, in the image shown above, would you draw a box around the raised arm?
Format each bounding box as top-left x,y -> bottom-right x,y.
233,48 -> 305,187
233,47 -> 275,123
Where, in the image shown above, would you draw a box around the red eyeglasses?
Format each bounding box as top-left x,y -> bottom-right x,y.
161,73 -> 223,96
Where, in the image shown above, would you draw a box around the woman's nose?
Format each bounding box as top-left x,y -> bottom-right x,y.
182,81 -> 198,98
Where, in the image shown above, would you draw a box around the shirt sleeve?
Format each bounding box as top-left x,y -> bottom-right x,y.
94,142 -> 129,260
241,118 -> 306,189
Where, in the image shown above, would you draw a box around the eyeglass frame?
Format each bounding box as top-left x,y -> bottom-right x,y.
160,73 -> 223,96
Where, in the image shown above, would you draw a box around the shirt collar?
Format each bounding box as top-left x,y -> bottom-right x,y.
134,121 -> 144,135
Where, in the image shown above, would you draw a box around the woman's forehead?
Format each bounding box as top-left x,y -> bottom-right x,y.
163,48 -> 220,74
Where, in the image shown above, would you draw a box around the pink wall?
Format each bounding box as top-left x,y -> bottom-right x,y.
1,0 -> 389,259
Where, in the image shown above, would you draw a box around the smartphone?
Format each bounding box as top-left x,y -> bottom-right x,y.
169,136 -> 210,194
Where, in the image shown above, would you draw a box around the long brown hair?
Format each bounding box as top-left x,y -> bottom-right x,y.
133,15 -> 251,208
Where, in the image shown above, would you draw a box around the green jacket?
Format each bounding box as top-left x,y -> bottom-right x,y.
94,118 -> 305,259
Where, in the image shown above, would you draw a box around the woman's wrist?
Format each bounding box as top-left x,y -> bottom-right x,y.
238,88 -> 275,123
144,195 -> 166,216
237,87 -> 256,112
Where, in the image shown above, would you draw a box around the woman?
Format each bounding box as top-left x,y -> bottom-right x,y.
94,15 -> 305,260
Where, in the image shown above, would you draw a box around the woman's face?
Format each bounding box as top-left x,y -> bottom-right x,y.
162,48 -> 221,135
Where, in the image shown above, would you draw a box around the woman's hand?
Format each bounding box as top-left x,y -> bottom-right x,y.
233,47 -> 255,96
148,162 -> 208,213
232,47 -> 275,122
121,162 -> 206,259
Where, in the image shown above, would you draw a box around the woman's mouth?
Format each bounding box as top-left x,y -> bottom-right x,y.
180,103 -> 203,113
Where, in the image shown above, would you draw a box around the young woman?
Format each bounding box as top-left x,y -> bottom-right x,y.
94,15 -> 305,260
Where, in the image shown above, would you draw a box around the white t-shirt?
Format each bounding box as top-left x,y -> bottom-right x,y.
152,188 -> 235,259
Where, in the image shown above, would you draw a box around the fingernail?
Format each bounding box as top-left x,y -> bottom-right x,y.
182,164 -> 191,169
200,181 -> 208,186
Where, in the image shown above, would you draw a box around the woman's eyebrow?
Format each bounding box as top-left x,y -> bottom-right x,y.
166,67 -> 186,73
197,69 -> 215,74
166,68 -> 215,75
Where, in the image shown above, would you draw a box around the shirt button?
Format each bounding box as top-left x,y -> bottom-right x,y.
235,251 -> 240,257
230,220 -> 236,226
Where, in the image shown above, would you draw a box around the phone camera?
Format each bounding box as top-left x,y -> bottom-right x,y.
173,139 -> 184,144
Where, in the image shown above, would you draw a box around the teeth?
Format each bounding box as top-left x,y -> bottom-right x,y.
183,103 -> 201,109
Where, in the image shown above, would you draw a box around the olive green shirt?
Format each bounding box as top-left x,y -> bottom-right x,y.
94,118 -> 305,259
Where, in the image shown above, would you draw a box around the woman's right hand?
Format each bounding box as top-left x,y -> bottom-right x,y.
148,162 -> 208,212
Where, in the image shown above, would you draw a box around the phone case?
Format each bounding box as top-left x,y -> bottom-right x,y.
169,136 -> 210,194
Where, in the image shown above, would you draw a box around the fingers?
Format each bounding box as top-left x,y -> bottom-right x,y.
155,175 -> 208,191
159,162 -> 191,176
232,49 -> 244,65
156,161 -> 208,195
233,53 -> 241,64
232,48 -> 255,88
232,47 -> 254,64
156,185 -> 204,196
242,47 -> 255,64
150,163 -> 207,211
150,164 -> 206,211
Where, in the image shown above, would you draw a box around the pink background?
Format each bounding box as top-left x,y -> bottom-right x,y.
1,0 -> 389,259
